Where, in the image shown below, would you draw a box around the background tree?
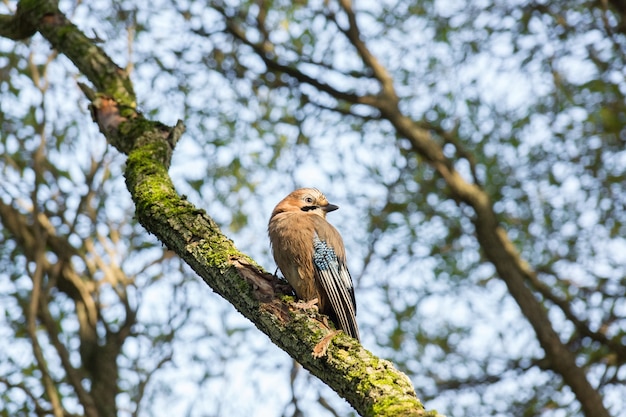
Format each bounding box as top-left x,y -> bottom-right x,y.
1,0 -> 625,416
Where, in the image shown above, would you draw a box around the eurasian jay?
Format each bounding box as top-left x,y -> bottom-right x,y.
268,188 -> 359,341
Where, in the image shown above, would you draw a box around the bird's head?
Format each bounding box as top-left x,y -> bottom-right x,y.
271,188 -> 338,219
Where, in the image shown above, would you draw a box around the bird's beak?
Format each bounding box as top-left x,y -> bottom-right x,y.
323,203 -> 339,213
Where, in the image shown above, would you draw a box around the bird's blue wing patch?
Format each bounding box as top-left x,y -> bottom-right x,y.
312,234 -> 359,340
312,237 -> 340,271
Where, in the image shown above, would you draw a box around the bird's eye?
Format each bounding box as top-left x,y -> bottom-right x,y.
305,197 -> 314,204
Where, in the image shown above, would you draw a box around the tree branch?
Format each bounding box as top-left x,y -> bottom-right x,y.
333,0 -> 398,106
0,377 -> 56,417
213,6 -> 379,109
0,201 -> 100,417
213,4 -> 611,417
26,251 -> 64,417
1,2 -> 439,415
325,7 -> 611,417
37,290 -> 99,417
530,270 -> 626,362
394,69 -> 612,417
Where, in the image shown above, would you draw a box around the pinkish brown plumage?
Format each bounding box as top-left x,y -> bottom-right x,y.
268,188 -> 359,340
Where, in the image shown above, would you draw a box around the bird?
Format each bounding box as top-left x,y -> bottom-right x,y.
268,188 -> 359,341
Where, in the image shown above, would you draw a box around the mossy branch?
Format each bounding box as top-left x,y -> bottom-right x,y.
1,1 -> 444,416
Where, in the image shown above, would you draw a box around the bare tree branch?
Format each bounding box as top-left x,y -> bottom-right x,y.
213,5 -> 380,109
334,0 -> 398,106
26,252 -> 65,417
0,200 -> 100,417
0,377 -> 60,417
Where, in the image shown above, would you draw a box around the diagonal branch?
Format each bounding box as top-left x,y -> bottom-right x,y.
329,6 -> 611,417
530,269 -> 626,361
213,6 -> 380,109
333,0 -> 398,105
214,4 -> 611,417
1,2 -> 438,416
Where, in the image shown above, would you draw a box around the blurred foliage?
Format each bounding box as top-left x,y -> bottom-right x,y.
1,0 -> 625,416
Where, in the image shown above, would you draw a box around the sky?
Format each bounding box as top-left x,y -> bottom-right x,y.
1,0 -> 624,416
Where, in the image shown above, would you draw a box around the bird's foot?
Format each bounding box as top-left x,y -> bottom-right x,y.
293,298 -> 319,311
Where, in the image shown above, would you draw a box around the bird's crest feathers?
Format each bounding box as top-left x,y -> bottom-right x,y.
270,188 -> 337,219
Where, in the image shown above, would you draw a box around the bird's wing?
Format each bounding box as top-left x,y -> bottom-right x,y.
312,233 -> 359,340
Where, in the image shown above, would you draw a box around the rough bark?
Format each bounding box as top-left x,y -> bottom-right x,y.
0,1 -> 440,416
